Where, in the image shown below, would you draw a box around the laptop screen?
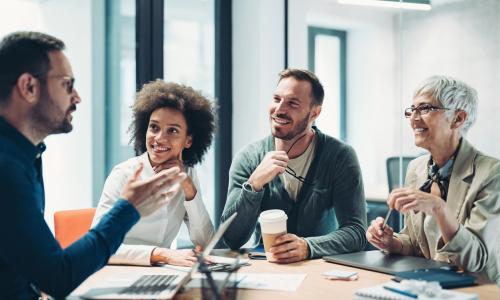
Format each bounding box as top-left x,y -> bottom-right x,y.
202,212 -> 237,258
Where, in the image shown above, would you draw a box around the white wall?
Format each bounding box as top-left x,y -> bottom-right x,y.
398,0 -> 500,158
232,0 -> 285,154
0,0 -> 99,230
288,0 -> 399,197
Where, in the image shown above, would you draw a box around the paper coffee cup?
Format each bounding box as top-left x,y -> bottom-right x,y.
259,209 -> 287,261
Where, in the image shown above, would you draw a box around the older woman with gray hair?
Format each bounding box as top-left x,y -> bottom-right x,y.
367,75 -> 500,284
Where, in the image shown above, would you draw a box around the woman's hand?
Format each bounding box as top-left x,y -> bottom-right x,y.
152,152 -> 197,201
388,187 -> 445,215
388,187 -> 459,243
152,158 -> 185,173
366,217 -> 401,252
150,248 -> 198,266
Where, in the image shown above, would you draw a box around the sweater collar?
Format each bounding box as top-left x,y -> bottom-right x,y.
0,116 -> 46,163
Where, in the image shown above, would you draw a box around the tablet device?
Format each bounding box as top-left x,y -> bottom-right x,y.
323,250 -> 450,275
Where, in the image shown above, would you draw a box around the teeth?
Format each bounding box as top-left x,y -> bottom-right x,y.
153,143 -> 169,152
273,117 -> 290,124
415,128 -> 426,132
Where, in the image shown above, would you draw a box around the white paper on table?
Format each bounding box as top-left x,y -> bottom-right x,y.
161,255 -> 250,272
235,273 -> 307,292
211,256 -> 250,265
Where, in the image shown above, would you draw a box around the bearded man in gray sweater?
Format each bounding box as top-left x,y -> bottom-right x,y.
221,68 -> 367,263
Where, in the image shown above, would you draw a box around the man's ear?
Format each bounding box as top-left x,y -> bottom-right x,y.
451,110 -> 467,129
309,105 -> 322,123
16,73 -> 40,104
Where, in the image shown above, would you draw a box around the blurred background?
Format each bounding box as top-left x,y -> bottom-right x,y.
1,0 -> 498,248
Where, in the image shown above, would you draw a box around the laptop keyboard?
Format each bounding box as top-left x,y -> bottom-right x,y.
119,274 -> 178,295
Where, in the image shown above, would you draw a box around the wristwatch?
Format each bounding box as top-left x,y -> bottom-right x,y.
242,181 -> 256,192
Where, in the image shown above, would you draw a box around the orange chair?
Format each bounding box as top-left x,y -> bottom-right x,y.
54,208 -> 96,249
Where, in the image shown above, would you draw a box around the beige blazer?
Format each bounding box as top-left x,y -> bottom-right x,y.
394,139 -> 500,285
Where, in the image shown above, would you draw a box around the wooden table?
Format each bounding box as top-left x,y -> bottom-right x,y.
71,258 -> 499,299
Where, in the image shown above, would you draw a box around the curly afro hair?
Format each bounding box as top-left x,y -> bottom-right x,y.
130,80 -> 216,167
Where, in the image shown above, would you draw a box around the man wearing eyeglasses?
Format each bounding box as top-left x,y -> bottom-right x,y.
221,68 -> 367,263
0,32 -> 186,299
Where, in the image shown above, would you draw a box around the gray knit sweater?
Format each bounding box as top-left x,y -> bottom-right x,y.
221,127 -> 367,258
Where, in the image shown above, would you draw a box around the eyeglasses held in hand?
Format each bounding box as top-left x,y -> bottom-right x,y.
284,131 -> 316,186
285,166 -> 315,185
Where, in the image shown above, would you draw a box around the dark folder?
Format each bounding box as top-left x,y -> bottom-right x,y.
394,268 -> 477,288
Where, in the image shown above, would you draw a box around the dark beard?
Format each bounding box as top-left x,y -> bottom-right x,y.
271,111 -> 310,141
31,86 -> 74,135
58,103 -> 76,133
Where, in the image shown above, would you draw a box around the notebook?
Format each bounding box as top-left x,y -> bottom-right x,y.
80,212 -> 238,299
354,281 -> 416,300
354,281 -> 478,300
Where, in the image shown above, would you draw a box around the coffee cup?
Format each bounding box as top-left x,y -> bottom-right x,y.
259,209 -> 287,262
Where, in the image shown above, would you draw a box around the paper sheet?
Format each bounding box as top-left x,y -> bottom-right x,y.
235,273 -> 306,292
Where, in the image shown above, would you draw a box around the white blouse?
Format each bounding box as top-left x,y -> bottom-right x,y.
92,153 -> 214,266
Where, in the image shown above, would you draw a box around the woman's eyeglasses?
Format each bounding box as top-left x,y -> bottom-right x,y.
404,104 -> 450,118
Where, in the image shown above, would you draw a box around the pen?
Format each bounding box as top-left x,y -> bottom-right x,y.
382,209 -> 392,229
383,285 -> 418,299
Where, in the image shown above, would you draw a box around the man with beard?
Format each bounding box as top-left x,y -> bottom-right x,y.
0,32 -> 186,299
221,69 -> 367,263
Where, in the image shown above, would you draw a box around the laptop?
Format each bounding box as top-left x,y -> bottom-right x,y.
81,212 -> 238,299
323,250 -> 451,275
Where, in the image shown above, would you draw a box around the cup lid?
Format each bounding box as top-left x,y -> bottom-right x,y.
259,209 -> 287,223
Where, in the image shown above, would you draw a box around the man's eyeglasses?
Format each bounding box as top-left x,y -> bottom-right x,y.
285,166 -> 315,185
284,131 -> 316,186
32,74 -> 76,95
404,104 -> 450,118
57,76 -> 76,94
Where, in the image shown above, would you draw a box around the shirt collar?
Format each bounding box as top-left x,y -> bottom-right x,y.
139,152 -> 155,178
428,138 -> 462,181
0,116 -> 46,163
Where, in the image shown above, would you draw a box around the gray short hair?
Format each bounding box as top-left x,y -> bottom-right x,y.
413,75 -> 477,135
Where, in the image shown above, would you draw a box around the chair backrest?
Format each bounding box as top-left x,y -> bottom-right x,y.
386,156 -> 415,192
54,208 -> 96,249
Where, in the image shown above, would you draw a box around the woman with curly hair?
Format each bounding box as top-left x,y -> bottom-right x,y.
92,80 -> 216,266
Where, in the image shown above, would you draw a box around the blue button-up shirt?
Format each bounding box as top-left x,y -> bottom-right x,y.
0,116 -> 140,299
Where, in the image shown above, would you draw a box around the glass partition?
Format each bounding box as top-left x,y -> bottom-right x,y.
288,0 -> 500,239
164,0 -> 216,248
289,0 -> 402,204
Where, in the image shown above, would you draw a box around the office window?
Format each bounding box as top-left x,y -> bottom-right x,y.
105,0 -> 136,176
308,27 -> 347,141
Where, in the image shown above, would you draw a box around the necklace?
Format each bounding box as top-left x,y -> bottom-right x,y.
286,129 -> 312,155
